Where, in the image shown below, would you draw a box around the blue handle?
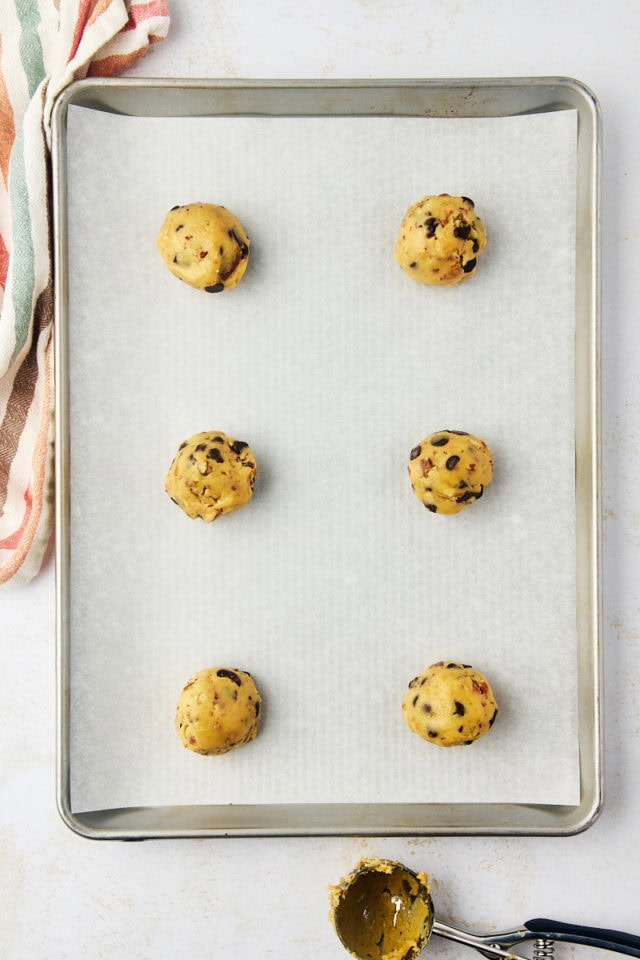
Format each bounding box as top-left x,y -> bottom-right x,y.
525,919 -> 640,957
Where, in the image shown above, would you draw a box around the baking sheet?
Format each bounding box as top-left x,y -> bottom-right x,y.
63,103 -> 580,814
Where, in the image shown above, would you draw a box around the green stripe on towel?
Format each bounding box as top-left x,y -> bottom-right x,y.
16,0 -> 46,96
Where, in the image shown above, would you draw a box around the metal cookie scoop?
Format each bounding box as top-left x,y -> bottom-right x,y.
329,859 -> 640,960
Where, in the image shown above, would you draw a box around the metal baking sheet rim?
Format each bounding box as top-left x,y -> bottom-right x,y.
51,76 -> 602,839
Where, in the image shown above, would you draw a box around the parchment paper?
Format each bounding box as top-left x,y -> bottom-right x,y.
65,105 -> 579,812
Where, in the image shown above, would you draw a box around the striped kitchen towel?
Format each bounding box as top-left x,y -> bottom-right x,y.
0,1 -> 170,587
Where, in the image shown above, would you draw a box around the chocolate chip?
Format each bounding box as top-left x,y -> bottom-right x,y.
175,224 -> 184,232
425,503 -> 437,513
446,663 -> 458,669
456,487 -> 484,503
489,709 -> 498,727
472,239 -> 480,253
427,730 -> 438,738
458,480 -> 469,489
422,703 -> 432,713
448,430 -> 469,436
195,443 -> 207,452
205,282 -> 224,293
178,441 -> 187,450
219,246 -> 224,254
230,440 -> 248,455
207,448 -> 224,462
170,205 -> 180,211
412,695 -> 419,707
430,435 -> 449,447
217,669 -> 241,686
464,739 -> 474,745
255,701 -> 261,716
172,255 -> 178,264
424,217 -> 439,237
446,455 -> 460,470
461,197 -> 474,207
453,700 -> 465,716
454,225 -> 471,239
228,228 -> 249,259
409,261 -> 417,268
462,258 -> 477,273
409,445 -> 422,460
211,435 -> 225,443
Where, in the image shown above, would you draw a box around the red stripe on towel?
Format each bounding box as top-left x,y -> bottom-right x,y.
0,483 -> 32,549
0,36 -> 16,188
0,233 -> 8,291
67,0 -> 95,63
88,41 -> 160,77
122,0 -> 169,31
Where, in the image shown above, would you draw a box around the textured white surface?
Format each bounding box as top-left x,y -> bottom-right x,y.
1,1 -> 639,957
65,107 -> 578,811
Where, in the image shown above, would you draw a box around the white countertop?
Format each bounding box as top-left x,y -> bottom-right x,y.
1,2 -> 638,957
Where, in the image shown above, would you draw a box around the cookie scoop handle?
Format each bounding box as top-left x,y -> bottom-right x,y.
525,919 -> 640,957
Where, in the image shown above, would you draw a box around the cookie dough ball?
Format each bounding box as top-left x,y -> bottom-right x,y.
165,431 -> 257,522
402,661 -> 498,747
394,194 -> 486,286
156,202 -> 250,292
175,667 -> 262,755
408,429 -> 493,515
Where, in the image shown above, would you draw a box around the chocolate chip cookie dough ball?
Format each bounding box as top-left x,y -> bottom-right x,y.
402,661 -> 498,747
175,667 -> 262,755
394,194 -> 486,286
165,431 -> 257,522
408,430 -> 493,515
156,202 -> 250,292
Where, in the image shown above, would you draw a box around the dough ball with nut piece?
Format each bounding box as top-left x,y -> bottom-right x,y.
394,193 -> 486,286
156,202 -> 250,291
408,429 -> 493,515
165,430 -> 257,522
175,667 -> 262,756
402,661 -> 498,747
